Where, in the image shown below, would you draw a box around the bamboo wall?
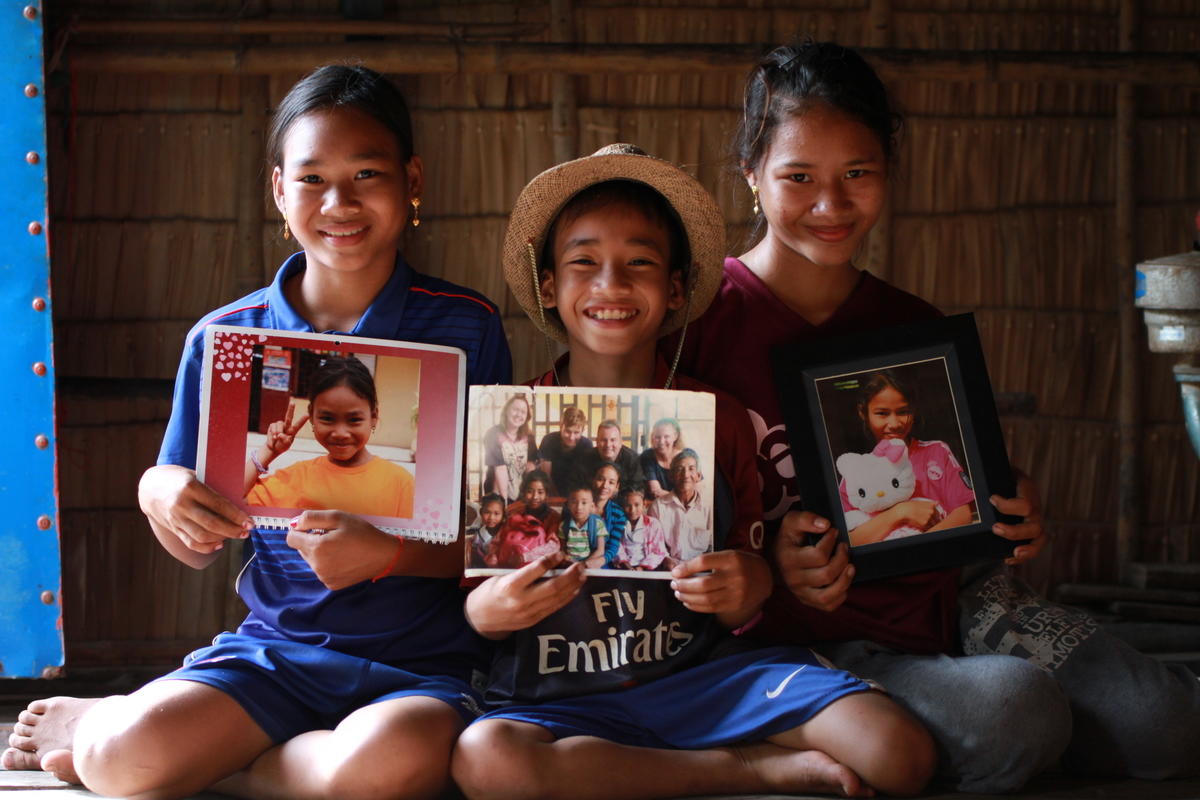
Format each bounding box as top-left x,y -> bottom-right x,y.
45,0 -> 1200,667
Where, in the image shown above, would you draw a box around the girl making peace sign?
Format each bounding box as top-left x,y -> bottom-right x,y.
243,355 -> 415,519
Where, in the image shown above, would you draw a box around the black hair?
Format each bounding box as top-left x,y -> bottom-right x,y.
857,370 -> 918,445
307,355 -> 378,415
266,64 -> 415,168
518,469 -> 551,497
539,179 -> 690,282
617,486 -> 644,504
592,460 -> 622,486
735,41 -> 902,173
479,493 -> 506,511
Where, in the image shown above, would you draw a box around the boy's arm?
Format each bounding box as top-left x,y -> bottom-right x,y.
465,555 -> 587,639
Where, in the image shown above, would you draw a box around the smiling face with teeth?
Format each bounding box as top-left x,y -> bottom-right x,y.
539,198 -> 685,378
272,106 -> 422,283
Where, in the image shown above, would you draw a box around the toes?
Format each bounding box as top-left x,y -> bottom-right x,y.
26,699 -> 50,714
17,709 -> 43,726
11,723 -> 33,739
2,746 -> 44,771
8,732 -> 34,750
40,750 -> 79,785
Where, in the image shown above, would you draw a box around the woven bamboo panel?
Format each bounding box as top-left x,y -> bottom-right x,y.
891,80 -> 1116,116
1137,120 -> 1200,203
1015,521 -> 1118,594
55,221 -> 240,322
415,110 -> 556,217
1141,423 -> 1200,525
38,0 -> 1200,659
56,389 -> 172,428
504,314 -> 566,384
1139,523 -> 1200,565
891,11 -> 1118,49
56,422 -> 164,509
49,112 -> 240,220
578,7 -> 866,45
58,509 -> 244,665
895,117 -> 1116,213
891,210 -> 1115,312
56,320 -> 194,380
58,73 -> 243,114
1004,417 -> 1119,523
977,310 -> 1118,419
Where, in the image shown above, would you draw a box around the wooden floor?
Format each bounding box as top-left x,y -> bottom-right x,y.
4,766 -> 1200,799
4,639 -> 1200,800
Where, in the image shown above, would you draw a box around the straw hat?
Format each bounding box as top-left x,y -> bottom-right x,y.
502,143 -> 726,343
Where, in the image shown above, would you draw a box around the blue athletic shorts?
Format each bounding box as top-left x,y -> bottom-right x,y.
476,645 -> 872,749
160,632 -> 485,743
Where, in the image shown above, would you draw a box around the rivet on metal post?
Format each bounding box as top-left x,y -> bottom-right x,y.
22,6 -> 37,21
25,151 -> 38,164
40,590 -> 54,605
32,361 -> 46,376
36,514 -> 51,530
32,297 -> 45,311
28,220 -> 41,235
24,83 -> 38,98
34,434 -> 48,449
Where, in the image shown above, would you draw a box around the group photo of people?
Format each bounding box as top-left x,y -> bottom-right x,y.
464,387 -> 716,576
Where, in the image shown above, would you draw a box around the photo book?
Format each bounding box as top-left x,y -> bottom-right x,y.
463,385 -> 716,580
196,326 -> 465,556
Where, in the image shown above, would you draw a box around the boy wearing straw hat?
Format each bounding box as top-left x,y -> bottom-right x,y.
452,144 -> 935,799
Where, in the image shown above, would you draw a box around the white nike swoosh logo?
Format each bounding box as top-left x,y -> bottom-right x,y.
765,665 -> 808,699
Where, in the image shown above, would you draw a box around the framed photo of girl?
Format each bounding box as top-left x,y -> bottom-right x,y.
772,313 -> 1025,583
196,326 -> 467,576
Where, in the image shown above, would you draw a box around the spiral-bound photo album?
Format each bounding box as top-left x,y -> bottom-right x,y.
195,326 -> 465,550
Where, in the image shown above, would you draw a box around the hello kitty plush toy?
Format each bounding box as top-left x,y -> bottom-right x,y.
836,438 -> 942,540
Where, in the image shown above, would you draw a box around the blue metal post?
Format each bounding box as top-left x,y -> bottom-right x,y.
0,0 -> 62,678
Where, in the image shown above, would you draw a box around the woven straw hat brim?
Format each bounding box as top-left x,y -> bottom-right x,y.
502,146 -> 726,344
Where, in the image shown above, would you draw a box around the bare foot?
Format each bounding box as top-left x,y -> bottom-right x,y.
40,748 -> 81,784
2,697 -> 100,771
734,742 -> 873,798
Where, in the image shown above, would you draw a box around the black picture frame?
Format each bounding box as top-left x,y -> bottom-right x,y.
771,313 -> 1024,583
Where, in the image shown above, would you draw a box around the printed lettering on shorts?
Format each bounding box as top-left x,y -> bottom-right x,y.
963,574 -> 1099,671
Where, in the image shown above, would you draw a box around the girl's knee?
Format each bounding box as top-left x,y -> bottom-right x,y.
855,700 -> 936,797
946,656 -> 1071,792
72,697 -> 170,797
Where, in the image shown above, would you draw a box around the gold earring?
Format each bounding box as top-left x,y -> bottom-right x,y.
411,197 -> 421,228
751,185 -> 760,216
282,216 -> 291,240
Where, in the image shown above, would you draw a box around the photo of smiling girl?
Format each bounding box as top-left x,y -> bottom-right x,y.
244,353 -> 416,519
816,363 -> 978,546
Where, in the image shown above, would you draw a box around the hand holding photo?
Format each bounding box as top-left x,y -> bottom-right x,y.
773,314 -> 1024,582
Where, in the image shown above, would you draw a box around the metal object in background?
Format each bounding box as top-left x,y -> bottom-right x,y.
0,0 -> 62,678
1135,213 -> 1200,460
